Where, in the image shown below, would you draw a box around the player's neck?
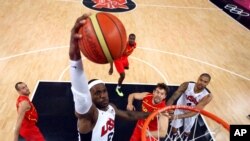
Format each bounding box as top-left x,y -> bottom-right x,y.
19,94 -> 29,97
99,106 -> 109,111
194,86 -> 203,94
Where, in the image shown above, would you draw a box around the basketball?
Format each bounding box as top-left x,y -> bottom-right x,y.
78,12 -> 127,64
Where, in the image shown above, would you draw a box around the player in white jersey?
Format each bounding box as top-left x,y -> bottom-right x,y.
167,73 -> 213,141
69,14 -> 150,141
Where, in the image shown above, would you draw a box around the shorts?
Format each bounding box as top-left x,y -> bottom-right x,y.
130,124 -> 157,141
20,125 -> 45,141
114,56 -> 129,74
170,109 -> 198,132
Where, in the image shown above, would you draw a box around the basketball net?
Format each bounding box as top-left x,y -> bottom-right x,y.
141,105 -> 229,141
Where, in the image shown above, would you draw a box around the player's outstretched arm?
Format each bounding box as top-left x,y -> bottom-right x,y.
111,103 -> 150,120
69,13 -> 98,134
166,82 -> 188,106
127,92 -> 148,111
149,113 -> 169,138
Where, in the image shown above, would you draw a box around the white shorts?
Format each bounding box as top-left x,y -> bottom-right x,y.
170,109 -> 198,132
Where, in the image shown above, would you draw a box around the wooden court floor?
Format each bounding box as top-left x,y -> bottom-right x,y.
0,0 -> 249,140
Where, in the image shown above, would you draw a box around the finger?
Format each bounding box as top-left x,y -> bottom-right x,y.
72,13 -> 91,33
73,19 -> 87,32
73,33 -> 82,39
76,13 -> 91,23
71,20 -> 86,33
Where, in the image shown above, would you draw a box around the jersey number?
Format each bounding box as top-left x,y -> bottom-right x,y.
107,132 -> 114,141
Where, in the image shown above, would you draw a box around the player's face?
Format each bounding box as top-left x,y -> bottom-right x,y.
17,83 -> 30,96
196,76 -> 210,90
90,84 -> 109,109
128,36 -> 135,45
152,87 -> 166,104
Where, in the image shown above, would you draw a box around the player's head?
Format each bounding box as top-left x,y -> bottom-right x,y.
88,79 -> 109,109
15,82 -> 30,96
196,73 -> 211,90
128,33 -> 136,45
152,83 -> 168,104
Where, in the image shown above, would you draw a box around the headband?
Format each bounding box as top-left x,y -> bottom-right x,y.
88,80 -> 105,90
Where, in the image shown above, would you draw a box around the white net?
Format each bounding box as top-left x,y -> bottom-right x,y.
141,106 -> 229,141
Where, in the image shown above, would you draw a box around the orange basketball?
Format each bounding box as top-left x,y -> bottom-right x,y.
78,12 -> 127,64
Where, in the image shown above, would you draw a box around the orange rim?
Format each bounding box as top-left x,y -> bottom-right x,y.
141,105 -> 230,141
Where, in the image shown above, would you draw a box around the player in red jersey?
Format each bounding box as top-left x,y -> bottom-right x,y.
109,33 -> 136,96
14,82 -> 45,141
126,83 -> 169,141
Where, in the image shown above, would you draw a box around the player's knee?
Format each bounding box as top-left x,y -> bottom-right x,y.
120,73 -> 125,78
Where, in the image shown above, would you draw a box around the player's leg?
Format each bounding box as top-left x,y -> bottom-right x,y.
114,60 -> 125,96
182,115 -> 198,141
170,110 -> 184,140
170,120 -> 182,141
123,56 -> 129,70
116,72 -> 125,96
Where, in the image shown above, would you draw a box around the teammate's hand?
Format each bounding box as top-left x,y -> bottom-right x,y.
126,104 -> 136,111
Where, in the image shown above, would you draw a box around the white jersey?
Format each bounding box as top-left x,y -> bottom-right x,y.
176,82 -> 210,107
91,105 -> 115,141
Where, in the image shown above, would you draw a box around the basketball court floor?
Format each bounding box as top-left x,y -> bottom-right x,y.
0,0 -> 249,141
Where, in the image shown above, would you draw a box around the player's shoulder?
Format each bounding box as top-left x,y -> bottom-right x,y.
204,87 -> 211,93
144,93 -> 153,98
17,96 -> 30,103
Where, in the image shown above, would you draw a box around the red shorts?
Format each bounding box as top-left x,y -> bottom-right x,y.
114,56 -> 129,74
130,124 -> 157,141
20,124 -> 45,141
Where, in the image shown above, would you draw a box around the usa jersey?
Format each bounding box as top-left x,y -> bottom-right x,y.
176,82 -> 210,107
91,105 -> 115,141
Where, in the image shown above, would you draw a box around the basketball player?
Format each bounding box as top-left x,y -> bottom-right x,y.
69,14 -> 149,141
166,73 -> 213,141
127,83 -> 169,141
14,82 -> 45,141
109,33 -> 136,97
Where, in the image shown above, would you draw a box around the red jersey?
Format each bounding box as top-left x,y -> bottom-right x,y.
122,42 -> 136,57
16,96 -> 38,128
16,95 -> 45,141
137,93 -> 166,131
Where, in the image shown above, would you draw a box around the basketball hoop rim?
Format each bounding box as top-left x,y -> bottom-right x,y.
141,105 -> 230,141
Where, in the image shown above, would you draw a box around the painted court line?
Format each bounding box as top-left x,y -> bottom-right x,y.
58,56 -> 169,84
1,46 -> 249,81
0,46 -> 67,61
138,47 -> 250,81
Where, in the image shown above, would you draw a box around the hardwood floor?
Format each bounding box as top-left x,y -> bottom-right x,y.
0,0 -> 249,140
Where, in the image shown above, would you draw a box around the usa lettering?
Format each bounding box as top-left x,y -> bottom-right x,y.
101,118 -> 115,136
186,95 -> 198,105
